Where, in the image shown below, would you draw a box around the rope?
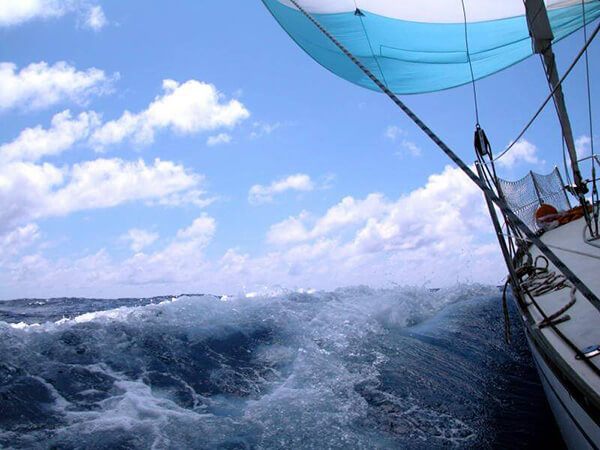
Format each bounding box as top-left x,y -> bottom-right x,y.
563,135 -> 574,188
460,0 -> 480,126
282,0 -> 600,309
515,254 -> 575,328
517,255 -> 569,296
490,20 -> 600,164
502,278 -> 513,344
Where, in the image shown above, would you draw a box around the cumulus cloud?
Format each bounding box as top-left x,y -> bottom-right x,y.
575,135 -> 592,157
90,80 -> 250,149
385,125 -> 421,157
0,61 -> 117,111
268,165 -> 489,259
397,140 -> 421,157
117,214 -> 217,285
0,165 -> 505,297
176,214 -> 216,241
497,139 -> 541,168
1,79 -> 245,160
267,193 -> 388,245
122,229 -> 159,252
2,214 -> 218,292
83,5 -> 106,31
206,133 -> 232,147
384,125 -> 404,141
0,0 -> 108,29
0,223 -> 40,264
249,165 -> 500,289
0,110 -> 100,162
249,174 -> 315,205
250,121 -> 282,138
0,158 -> 209,231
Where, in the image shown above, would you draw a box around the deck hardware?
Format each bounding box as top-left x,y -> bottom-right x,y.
576,345 -> 600,360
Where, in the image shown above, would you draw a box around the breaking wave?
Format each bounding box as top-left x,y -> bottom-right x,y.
0,284 -> 559,449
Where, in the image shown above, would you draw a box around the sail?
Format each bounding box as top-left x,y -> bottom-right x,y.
262,0 -> 600,94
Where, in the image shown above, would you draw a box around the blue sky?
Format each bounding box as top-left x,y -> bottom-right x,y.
0,1 -> 598,299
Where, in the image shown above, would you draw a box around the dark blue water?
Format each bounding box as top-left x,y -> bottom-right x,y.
0,285 -> 562,449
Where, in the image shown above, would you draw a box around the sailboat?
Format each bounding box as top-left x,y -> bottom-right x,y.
260,0 -> 600,447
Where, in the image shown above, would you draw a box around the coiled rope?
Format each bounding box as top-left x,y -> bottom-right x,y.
503,252 -> 577,343
517,254 -> 569,296
517,254 -> 576,327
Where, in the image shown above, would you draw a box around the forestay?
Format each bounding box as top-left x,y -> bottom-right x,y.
263,0 -> 600,94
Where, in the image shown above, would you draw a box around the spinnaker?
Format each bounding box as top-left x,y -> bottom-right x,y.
262,0 -> 600,93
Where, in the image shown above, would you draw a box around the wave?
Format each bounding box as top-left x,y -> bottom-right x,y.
0,284 -> 557,449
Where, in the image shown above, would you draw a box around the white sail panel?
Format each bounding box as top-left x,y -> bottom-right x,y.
263,0 -> 600,94
278,0 -> 596,23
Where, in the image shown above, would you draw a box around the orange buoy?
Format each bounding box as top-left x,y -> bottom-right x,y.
535,204 -> 559,224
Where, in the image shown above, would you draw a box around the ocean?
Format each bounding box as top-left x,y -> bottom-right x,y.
0,285 -> 562,449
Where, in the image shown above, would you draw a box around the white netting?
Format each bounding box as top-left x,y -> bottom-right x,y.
497,168 -> 571,231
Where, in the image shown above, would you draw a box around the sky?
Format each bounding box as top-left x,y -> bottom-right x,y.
0,0 -> 598,299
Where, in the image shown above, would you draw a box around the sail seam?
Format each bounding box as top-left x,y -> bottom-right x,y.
352,2 -> 389,88
460,0 -> 481,125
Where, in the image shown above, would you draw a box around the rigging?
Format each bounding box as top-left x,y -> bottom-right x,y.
283,0 -> 600,309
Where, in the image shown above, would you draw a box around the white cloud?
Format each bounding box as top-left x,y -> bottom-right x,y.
0,165 -> 505,297
398,140 -> 421,157
206,133 -> 232,147
0,223 -> 39,264
250,121 -> 282,138
0,61 -> 117,111
385,126 -> 421,157
0,0 -> 63,26
497,139 -> 541,168
267,212 -> 312,245
575,135 -> 592,157
83,5 -> 106,30
48,158 -> 202,215
3,214 -> 218,291
176,214 -> 216,242
268,165 -> 489,257
256,165 -> 500,288
152,190 -> 217,209
117,214 -> 217,285
267,194 -> 389,245
122,229 -> 159,252
0,0 -> 108,29
0,110 -> 100,162
90,80 -> 250,149
249,174 -> 315,205
1,79 -> 246,160
0,158 -> 209,231
384,125 -> 404,141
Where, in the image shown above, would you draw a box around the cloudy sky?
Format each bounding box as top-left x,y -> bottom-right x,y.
0,1 -> 598,298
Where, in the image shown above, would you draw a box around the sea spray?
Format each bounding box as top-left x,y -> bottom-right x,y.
0,284 -> 559,448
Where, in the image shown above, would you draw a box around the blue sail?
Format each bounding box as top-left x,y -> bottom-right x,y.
263,0 -> 600,94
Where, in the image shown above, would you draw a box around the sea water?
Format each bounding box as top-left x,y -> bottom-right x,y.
0,285 -> 561,449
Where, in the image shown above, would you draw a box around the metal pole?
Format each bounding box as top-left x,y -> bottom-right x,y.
477,164 -> 522,289
477,163 -> 522,343
284,0 -> 600,309
541,48 -> 587,193
524,0 -> 587,195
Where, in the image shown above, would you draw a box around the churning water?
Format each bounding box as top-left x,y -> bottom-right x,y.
0,285 -> 561,449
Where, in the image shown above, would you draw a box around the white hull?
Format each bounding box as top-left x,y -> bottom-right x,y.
526,333 -> 600,449
513,217 -> 600,449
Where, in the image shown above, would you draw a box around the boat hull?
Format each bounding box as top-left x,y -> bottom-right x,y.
525,329 -> 600,449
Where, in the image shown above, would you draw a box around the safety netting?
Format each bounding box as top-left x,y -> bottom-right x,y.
497,168 -> 571,231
